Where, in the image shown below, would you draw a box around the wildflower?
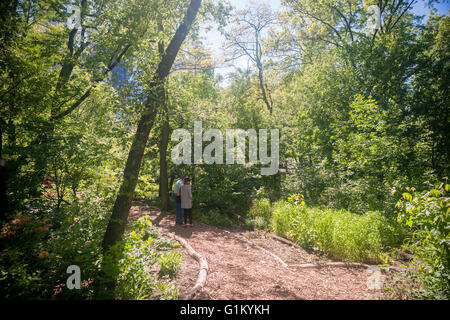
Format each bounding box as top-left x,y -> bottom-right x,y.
53,283 -> 65,295
39,251 -> 50,259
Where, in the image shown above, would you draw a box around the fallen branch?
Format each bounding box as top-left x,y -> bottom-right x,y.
289,262 -> 369,269
256,243 -> 288,268
270,234 -> 303,249
395,248 -> 414,261
229,212 -> 245,225
237,233 -> 288,268
168,233 -> 209,300
270,234 -> 407,272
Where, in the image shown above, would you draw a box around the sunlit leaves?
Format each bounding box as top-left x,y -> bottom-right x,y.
396,183 -> 449,298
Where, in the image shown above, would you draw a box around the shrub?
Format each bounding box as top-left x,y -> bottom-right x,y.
158,251 -> 181,279
272,200 -> 296,237
0,196 -> 109,299
99,215 -> 181,300
193,209 -> 236,228
247,198 -> 272,230
0,194 -> 182,300
396,183 -> 449,299
272,194 -> 406,263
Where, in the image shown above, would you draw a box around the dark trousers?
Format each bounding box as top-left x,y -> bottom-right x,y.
173,194 -> 183,224
183,208 -> 192,224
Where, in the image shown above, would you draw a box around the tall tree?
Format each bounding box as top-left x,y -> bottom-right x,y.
0,0 -> 160,204
224,2 -> 276,114
158,19 -> 170,213
412,14 -> 450,174
97,0 -> 203,297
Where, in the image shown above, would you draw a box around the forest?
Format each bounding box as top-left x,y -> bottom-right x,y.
0,0 -> 448,300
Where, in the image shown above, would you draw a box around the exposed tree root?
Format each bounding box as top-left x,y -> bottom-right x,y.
270,234 -> 407,272
236,232 -> 289,268
270,234 -> 303,249
168,233 -> 209,300
289,262 -> 369,269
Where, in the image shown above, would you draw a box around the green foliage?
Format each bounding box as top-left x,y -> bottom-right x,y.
412,15 -> 450,175
193,209 -> 237,229
396,183 -> 450,299
1,0 -> 449,301
0,198 -> 181,300
0,195 -> 110,299
153,281 -> 179,300
99,215 -> 180,300
158,251 -> 181,279
191,164 -> 253,212
272,195 -> 406,263
329,94 -> 406,213
247,198 -> 272,230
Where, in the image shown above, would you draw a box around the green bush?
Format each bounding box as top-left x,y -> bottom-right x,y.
0,196 -> 109,299
272,194 -> 406,263
158,251 -> 181,279
246,216 -> 269,230
0,195 -> 181,300
99,215 -> 181,300
396,183 -> 449,299
193,209 -> 237,228
271,200 -> 295,237
247,198 -> 272,230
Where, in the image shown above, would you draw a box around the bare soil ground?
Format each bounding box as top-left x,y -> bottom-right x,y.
129,202 -> 386,300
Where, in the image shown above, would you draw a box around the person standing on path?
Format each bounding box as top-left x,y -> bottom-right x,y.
180,177 -> 193,227
173,175 -> 185,225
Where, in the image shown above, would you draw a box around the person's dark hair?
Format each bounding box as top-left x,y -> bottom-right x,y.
184,177 -> 190,182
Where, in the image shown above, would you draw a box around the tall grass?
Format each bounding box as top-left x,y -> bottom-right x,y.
246,198 -> 272,230
271,199 -> 406,264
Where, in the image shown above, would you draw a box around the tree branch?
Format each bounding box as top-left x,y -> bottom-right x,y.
51,44 -> 131,121
294,7 -> 343,42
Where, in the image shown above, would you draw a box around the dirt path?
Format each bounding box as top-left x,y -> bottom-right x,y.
129,202 -> 385,300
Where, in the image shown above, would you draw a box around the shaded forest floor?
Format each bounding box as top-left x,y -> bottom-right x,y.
129,201 -> 391,300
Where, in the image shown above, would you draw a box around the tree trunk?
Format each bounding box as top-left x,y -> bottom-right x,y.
0,117 -> 6,226
159,102 -> 170,212
96,0 -> 202,298
258,65 -> 272,114
0,158 -> 7,223
101,98 -> 159,252
255,35 -> 272,114
158,21 -> 170,213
